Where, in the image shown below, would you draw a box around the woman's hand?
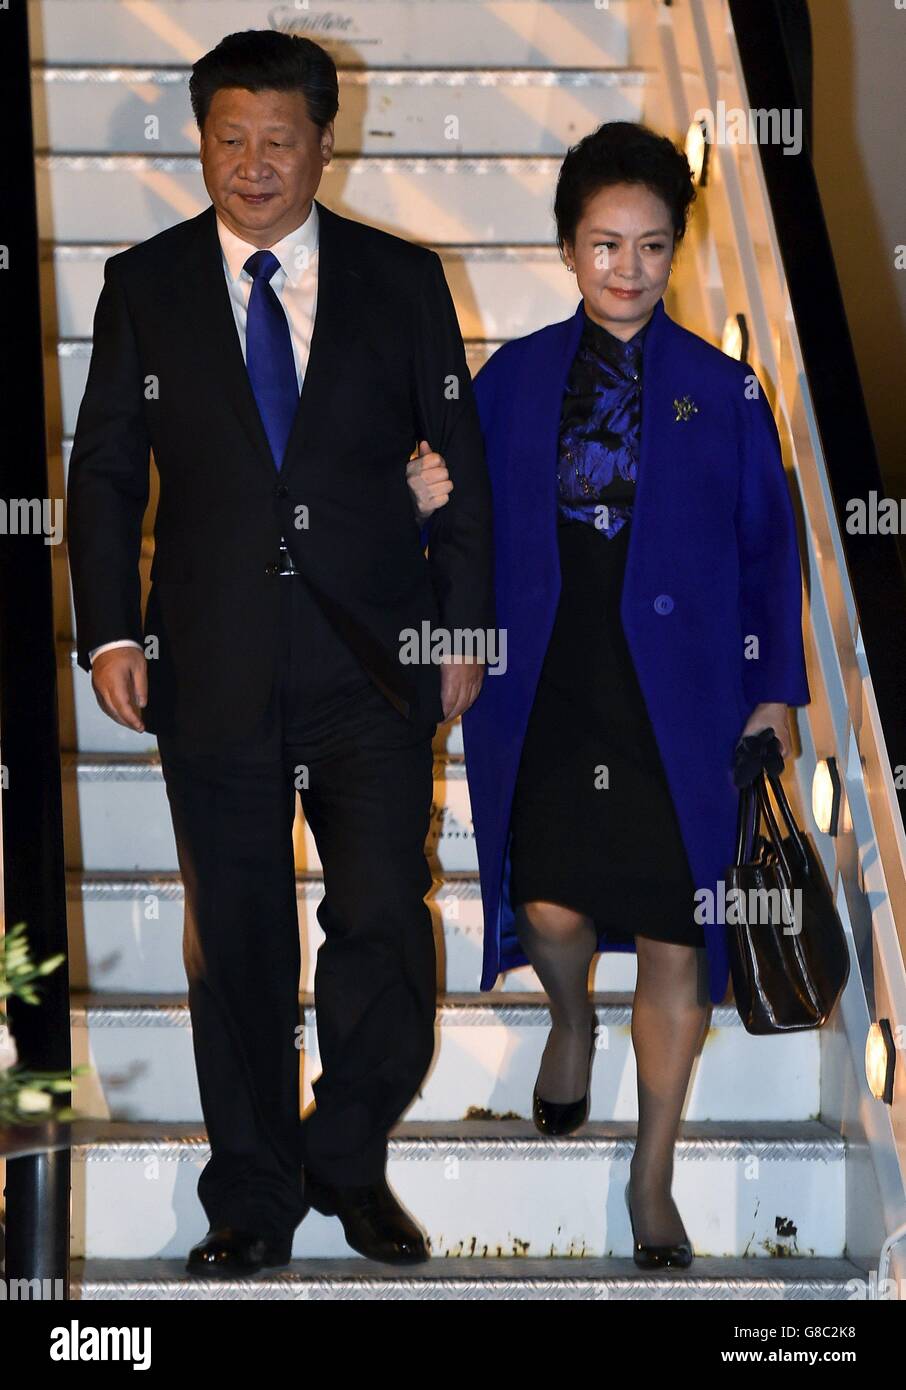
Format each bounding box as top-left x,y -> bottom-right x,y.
407,439 -> 453,524
740,701 -> 790,758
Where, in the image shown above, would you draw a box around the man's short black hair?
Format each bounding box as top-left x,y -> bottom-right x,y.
190,29 -> 339,131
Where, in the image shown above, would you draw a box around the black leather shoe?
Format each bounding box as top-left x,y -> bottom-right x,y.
533,1012 -> 597,1137
305,1172 -> 429,1264
186,1225 -> 295,1278
624,1182 -> 694,1269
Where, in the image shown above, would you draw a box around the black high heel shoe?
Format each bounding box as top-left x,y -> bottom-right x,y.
532,1011 -> 597,1137
624,1181 -> 694,1269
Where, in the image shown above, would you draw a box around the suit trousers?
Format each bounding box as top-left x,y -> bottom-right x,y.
156,573 -> 438,1238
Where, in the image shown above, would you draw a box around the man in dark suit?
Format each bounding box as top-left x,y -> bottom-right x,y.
66,29 -> 493,1274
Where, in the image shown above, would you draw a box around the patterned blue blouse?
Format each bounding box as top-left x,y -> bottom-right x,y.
556,307 -> 651,538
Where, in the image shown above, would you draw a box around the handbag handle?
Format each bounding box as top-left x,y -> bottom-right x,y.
731,727 -> 810,878
733,778 -> 759,864
733,770 -> 806,895
755,774 -> 796,892
762,769 -> 810,874
733,771 -> 796,890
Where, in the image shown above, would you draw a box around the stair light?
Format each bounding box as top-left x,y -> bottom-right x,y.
685,118 -> 710,186
721,313 -> 749,361
865,1020 -> 896,1103
812,757 -> 842,835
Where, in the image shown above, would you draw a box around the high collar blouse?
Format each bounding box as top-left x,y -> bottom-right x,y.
557,306 -> 652,537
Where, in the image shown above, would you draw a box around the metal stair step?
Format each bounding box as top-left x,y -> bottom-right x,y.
32,1 -> 630,68
65,868 -> 640,993
71,1254 -> 870,1302
61,748 -> 475,873
69,990 -> 820,1124
71,1119 -> 848,1260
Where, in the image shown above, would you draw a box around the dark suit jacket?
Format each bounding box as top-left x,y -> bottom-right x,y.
66,200 -> 494,739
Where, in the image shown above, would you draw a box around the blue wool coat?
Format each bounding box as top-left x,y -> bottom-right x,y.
460,297 -> 811,1004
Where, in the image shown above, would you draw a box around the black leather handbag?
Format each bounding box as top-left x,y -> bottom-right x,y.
725,729 -> 850,1034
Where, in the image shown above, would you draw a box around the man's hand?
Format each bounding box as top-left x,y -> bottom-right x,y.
91,646 -> 149,732
407,439 -> 453,524
439,655 -> 484,723
741,701 -> 790,758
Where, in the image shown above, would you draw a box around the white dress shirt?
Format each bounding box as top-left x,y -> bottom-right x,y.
88,203 -> 320,665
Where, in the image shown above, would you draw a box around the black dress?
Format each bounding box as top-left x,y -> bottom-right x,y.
507,308 -> 705,948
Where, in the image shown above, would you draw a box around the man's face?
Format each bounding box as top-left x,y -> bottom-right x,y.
199,86 -> 333,246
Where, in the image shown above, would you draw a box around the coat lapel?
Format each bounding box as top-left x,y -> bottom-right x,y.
516,301 -> 586,576
621,297 -> 711,608
175,199 -> 357,484
279,200 -> 357,481
622,295 -> 672,596
537,301 -> 586,492
179,204 -> 275,479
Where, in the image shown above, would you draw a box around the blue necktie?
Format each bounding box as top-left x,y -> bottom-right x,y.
243,250 -> 299,470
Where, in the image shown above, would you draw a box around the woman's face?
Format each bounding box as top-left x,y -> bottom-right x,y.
563,182 -> 676,341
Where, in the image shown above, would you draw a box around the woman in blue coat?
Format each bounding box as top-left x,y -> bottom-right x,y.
434,121 -> 811,1267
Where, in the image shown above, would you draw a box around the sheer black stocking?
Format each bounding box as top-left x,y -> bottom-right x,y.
514,901 -> 598,1103
628,936 -> 710,1245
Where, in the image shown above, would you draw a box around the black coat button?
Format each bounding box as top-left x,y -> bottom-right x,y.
276,484 -> 288,498
264,563 -> 279,576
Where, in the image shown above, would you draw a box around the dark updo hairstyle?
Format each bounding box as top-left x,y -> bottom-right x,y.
189,29 -> 339,132
554,120 -> 696,258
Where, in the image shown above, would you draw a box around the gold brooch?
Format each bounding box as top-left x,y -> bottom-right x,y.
673,395 -> 699,422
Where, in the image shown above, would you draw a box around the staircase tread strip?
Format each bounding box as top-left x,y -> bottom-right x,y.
70,989 -> 765,1025
69,1116 -> 843,1145
71,1254 -> 869,1283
